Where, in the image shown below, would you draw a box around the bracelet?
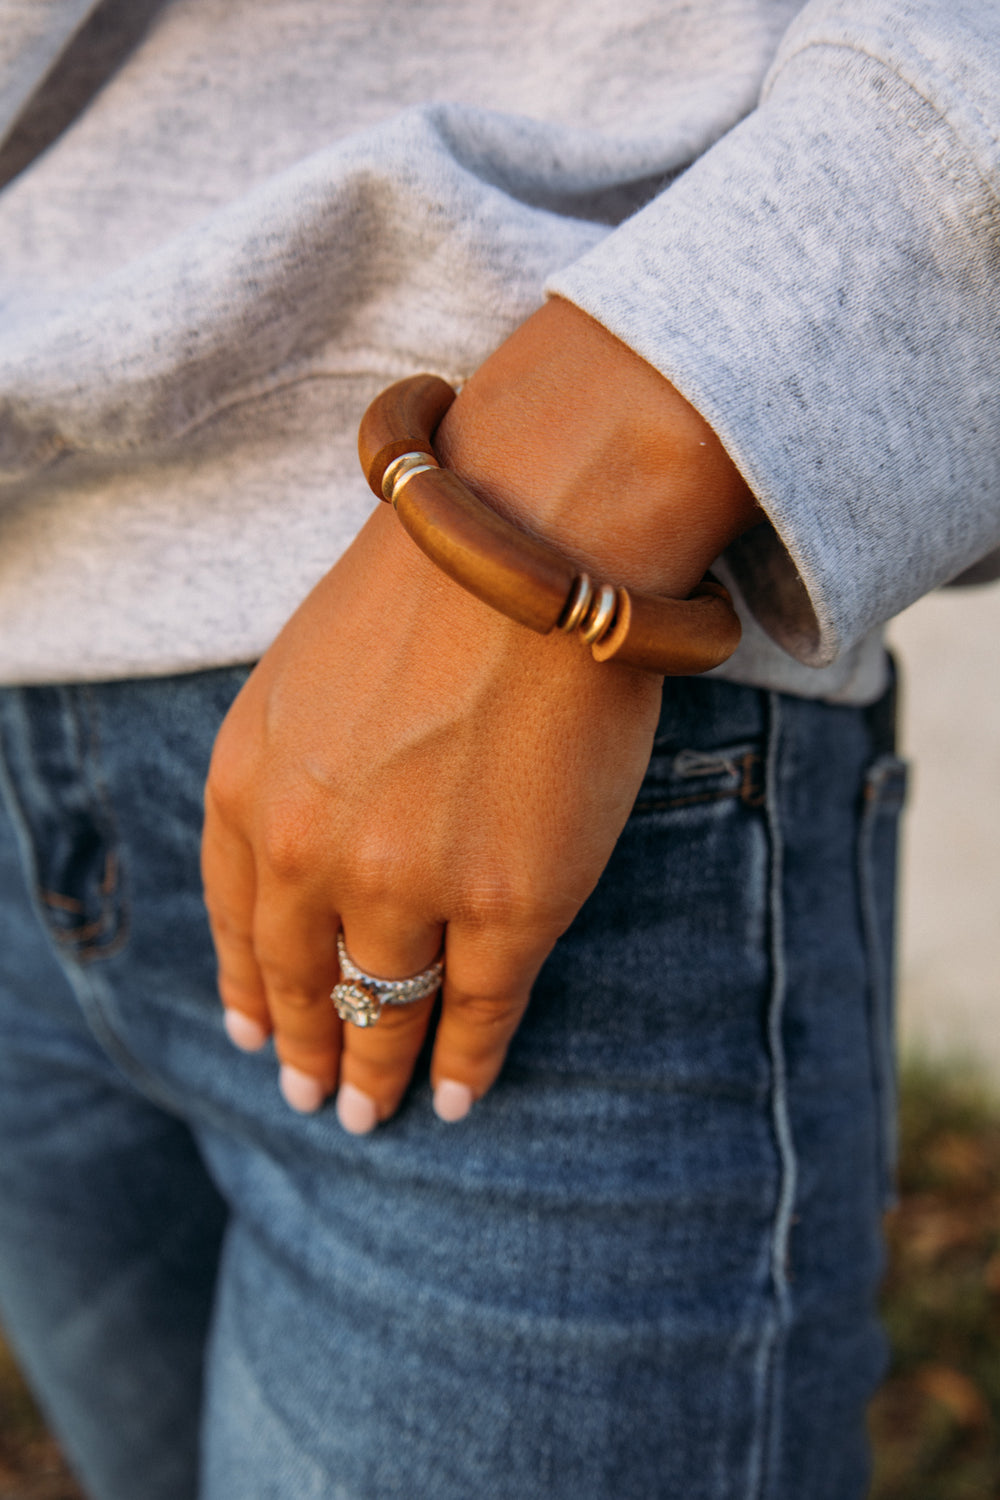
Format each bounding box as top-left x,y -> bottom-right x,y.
357,374 -> 742,676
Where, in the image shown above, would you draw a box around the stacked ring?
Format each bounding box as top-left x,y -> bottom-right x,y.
331,932 -> 444,1028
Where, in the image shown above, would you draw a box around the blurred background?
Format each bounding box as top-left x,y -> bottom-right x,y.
863,582 -> 1000,1500
890,583 -> 1000,1075
1,585 -> 998,1499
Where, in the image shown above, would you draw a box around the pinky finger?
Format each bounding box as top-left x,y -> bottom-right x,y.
428,928 -> 548,1122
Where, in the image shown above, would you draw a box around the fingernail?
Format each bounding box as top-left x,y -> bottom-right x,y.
224,1010 -> 268,1051
433,1079 -> 474,1123
279,1065 -> 326,1114
336,1083 -> 379,1136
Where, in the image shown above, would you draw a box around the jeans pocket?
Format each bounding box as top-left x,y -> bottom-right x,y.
0,687 -> 126,963
633,737 -> 765,814
857,752 -> 908,1208
506,721 -> 771,1104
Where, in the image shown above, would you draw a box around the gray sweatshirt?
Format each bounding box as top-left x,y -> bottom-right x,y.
0,0 -> 997,698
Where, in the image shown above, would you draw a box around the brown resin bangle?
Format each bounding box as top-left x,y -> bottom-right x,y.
357,374 -> 742,676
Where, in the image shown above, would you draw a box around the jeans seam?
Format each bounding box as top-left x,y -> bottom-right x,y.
857,754 -> 905,1209
746,691 -> 797,1500
634,786 -> 743,813
63,962 -> 202,1121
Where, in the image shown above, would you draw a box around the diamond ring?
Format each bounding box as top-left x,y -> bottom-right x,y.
331,932 -> 444,1028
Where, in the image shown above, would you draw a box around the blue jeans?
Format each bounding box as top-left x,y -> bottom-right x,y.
0,669 -> 905,1500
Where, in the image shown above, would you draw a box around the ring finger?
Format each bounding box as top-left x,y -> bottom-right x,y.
334,911 -> 444,1134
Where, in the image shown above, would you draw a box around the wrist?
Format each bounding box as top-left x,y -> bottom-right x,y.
434,297 -> 760,598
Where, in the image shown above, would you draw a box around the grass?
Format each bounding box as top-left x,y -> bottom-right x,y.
0,1336 -> 82,1499
869,1060 -> 1000,1499
0,1060 -> 998,1499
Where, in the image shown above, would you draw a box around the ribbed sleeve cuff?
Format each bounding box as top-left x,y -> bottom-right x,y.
548,24 -> 1000,666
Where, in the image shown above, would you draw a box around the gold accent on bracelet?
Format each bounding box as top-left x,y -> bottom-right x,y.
382,450 -> 439,505
557,573 -> 593,634
578,583 -> 618,646
357,375 -> 743,677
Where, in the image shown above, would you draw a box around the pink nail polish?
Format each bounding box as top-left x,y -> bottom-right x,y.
279,1065 -> 325,1114
224,1010 -> 268,1051
336,1083 -> 378,1136
433,1080 -> 474,1123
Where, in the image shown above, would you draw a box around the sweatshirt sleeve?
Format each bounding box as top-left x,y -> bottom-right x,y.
0,0 -> 100,147
547,0 -> 1000,668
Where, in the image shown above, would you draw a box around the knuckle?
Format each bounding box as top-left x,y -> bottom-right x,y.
337,830 -> 400,905
260,976 -> 318,1011
205,738 -> 250,821
204,899 -> 250,948
436,1026 -> 510,1078
253,949 -> 314,1001
260,808 -> 317,882
447,988 -> 520,1027
456,878 -> 537,933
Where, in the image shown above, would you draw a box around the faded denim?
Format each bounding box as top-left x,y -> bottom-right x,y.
0,668 -> 905,1500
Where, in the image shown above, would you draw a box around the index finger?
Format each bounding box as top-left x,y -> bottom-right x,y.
201,796 -> 272,1048
250,876 -> 343,1112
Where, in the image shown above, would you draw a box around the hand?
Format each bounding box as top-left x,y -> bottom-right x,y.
201,299 -> 758,1132
201,506 -> 662,1129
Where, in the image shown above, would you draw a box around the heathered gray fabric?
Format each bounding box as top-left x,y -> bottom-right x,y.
0,0 -> 97,144
0,0 -> 996,695
552,0 -> 1000,671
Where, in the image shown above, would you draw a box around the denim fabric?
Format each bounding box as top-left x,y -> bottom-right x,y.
0,668 -> 905,1500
